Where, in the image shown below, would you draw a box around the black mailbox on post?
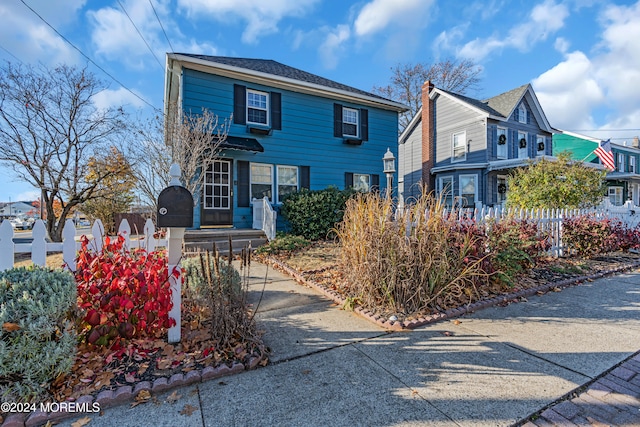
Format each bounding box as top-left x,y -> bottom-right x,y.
157,186 -> 193,228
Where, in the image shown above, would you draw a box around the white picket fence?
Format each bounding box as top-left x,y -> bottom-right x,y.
252,196 -> 277,241
0,217 -> 167,272
436,200 -> 640,257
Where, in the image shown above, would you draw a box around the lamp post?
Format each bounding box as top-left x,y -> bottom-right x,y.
382,147 -> 396,199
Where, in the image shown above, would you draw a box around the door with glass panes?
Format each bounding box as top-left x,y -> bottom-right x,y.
201,159 -> 233,226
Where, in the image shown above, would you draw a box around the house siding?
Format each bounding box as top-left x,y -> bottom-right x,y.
181,68 -> 399,228
433,95 -> 486,166
399,120 -> 424,203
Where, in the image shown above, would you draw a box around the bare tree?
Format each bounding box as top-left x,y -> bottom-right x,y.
0,62 -> 131,241
373,59 -> 482,132
133,105 -> 230,215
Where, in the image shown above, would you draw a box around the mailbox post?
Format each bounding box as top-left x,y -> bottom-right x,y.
157,164 -> 193,343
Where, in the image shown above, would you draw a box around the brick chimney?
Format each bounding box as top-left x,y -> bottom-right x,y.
633,136 -> 639,149
421,80 -> 436,194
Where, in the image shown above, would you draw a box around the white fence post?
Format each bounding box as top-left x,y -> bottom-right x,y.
166,227 -> 184,343
0,220 -> 14,271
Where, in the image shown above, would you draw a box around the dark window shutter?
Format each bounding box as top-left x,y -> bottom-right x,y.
371,174 -> 380,191
271,91 -> 281,130
237,160 -> 250,207
526,111 -> 531,124
345,172 -> 353,189
300,166 -> 310,189
233,84 -> 246,125
334,104 -> 343,137
514,108 -> 519,122
360,108 -> 368,141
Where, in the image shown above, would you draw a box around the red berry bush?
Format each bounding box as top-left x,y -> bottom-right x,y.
75,234 -> 177,347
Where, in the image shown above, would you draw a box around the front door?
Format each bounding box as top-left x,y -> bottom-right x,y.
200,159 -> 233,227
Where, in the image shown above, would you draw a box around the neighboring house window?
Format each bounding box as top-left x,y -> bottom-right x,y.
497,175 -> 507,206
459,174 -> 477,208
497,127 -> 507,159
630,156 -> 636,174
518,104 -> 527,124
247,89 -> 269,125
277,165 -> 298,203
250,163 -> 273,201
609,186 -> 623,206
536,135 -> 545,156
452,131 -> 466,162
518,131 -> 528,159
618,153 -> 625,172
438,176 -> 454,206
342,107 -> 359,137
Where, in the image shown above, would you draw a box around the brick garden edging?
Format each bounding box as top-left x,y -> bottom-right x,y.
0,355 -> 265,427
265,256 -> 640,332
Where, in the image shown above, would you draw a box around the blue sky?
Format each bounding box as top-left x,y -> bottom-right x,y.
1,0 -> 639,203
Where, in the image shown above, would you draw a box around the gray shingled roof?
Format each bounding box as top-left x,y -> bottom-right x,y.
439,83 -> 530,119
484,84 -> 529,117
179,54 -> 394,103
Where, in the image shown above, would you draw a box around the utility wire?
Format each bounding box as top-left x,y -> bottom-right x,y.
149,0 -> 174,54
0,43 -> 24,64
117,0 -> 163,70
19,0 -> 160,111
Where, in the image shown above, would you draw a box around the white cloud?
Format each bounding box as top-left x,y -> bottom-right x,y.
177,0 -> 319,44
354,0 -> 431,37
458,0 -> 568,61
554,37 -> 570,53
534,1 -> 640,134
0,0 -> 84,65
92,87 -> 146,111
318,25 -> 351,69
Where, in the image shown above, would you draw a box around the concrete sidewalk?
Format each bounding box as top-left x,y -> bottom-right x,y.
51,263 -> 640,427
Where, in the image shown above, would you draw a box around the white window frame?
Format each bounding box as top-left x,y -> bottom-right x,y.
518,103 -> 527,124
438,175 -> 454,206
250,163 -> 273,202
518,131 -> 528,159
496,127 -> 507,159
342,107 -> 359,137
353,173 -> 371,192
536,135 -> 545,156
618,153 -> 625,172
630,156 -> 636,174
247,89 -> 269,126
276,165 -> 299,203
608,186 -> 623,206
452,131 -> 467,163
459,174 -> 478,208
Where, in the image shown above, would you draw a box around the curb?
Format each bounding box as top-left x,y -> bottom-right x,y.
265,256 -> 640,331
1,355 -> 265,427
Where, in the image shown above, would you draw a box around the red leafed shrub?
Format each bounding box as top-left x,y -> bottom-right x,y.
562,215 -> 617,257
75,234 -> 177,347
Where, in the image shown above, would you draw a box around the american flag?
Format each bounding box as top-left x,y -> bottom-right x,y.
594,139 -> 615,171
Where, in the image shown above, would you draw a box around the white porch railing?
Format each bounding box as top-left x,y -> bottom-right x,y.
252,196 -> 277,241
0,218 -> 167,272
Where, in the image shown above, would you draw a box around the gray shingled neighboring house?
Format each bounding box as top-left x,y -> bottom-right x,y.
398,81 -> 555,208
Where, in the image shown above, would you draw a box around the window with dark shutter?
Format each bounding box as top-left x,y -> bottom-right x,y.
234,84 -> 246,125
371,174 -> 380,191
300,166 -> 310,189
360,108 -> 368,141
345,172 -> 353,189
271,91 -> 281,130
334,104 -> 343,137
237,160 -> 250,207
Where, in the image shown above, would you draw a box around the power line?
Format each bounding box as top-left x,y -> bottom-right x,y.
117,0 -> 163,70
0,43 -> 24,64
149,0 -> 174,54
19,0 -> 160,112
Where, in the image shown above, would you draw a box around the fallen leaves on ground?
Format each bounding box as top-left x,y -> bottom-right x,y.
179,404 -> 198,416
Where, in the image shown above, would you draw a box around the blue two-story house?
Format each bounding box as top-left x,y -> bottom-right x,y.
399,81 -> 555,208
164,54 -> 407,229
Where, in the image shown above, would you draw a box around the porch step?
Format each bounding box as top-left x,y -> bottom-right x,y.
183,228 -> 268,255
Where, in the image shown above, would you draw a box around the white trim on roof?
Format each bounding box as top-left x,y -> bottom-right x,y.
167,53 -> 408,112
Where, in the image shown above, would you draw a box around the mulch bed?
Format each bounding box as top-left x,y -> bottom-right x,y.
263,250 -> 640,331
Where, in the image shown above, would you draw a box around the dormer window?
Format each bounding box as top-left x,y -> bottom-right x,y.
518,103 -> 527,124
